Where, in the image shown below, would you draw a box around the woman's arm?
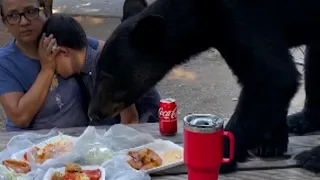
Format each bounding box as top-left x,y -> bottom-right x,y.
0,34 -> 59,127
0,69 -> 55,127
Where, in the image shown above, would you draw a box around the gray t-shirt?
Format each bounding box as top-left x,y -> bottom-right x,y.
0,38 -> 97,131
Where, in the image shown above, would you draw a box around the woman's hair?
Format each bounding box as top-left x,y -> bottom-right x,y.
39,14 -> 88,50
0,0 -> 52,17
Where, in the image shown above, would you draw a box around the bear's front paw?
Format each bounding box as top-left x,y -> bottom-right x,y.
219,159 -> 237,174
250,131 -> 289,158
295,146 -> 320,173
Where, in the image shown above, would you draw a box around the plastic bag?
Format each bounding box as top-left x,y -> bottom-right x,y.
102,124 -> 155,151
0,125 -> 156,179
11,136 -> 78,170
6,128 -> 61,156
34,125 -> 154,179
101,155 -> 151,180
0,129 -> 64,179
0,164 -> 43,180
0,149 -> 11,162
72,126 -> 114,165
71,125 -> 155,165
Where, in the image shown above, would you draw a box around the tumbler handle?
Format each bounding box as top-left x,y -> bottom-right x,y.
222,131 -> 234,163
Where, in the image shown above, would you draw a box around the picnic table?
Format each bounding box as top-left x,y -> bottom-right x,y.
0,123 -> 319,180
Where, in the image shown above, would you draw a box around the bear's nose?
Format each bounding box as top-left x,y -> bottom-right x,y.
89,115 -> 100,122
87,106 -> 102,122
88,101 -> 100,119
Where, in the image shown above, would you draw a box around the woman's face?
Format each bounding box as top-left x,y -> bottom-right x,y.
1,0 -> 47,43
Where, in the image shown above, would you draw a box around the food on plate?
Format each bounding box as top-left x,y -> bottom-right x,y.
127,148 -> 162,170
51,172 -> 64,180
51,171 -> 91,180
162,149 -> 183,164
65,163 -> 82,172
50,163 -> 102,180
24,139 -> 73,164
2,159 -> 31,173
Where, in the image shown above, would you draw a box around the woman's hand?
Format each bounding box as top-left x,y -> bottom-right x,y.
38,33 -> 60,71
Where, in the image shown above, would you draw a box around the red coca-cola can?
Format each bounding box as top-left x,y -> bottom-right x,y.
159,98 -> 178,136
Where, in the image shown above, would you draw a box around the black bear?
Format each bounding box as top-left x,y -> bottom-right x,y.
88,0 -> 320,173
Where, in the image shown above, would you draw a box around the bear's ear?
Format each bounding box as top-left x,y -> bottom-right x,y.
121,0 -> 148,22
129,14 -> 166,52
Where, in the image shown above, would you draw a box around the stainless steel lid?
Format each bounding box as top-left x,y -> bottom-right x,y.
183,114 -> 224,133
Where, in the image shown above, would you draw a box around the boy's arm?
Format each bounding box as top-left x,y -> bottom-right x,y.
120,104 -> 139,124
97,40 -> 105,53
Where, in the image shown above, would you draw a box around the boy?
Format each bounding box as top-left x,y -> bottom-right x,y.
40,14 -> 160,125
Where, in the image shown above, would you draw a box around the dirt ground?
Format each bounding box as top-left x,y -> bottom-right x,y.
0,16 -> 306,132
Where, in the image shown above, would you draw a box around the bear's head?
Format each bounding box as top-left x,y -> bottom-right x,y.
87,0 -> 170,120
88,0 -> 212,120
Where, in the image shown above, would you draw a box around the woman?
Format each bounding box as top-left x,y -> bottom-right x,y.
0,0 -> 94,131
0,0 -> 160,131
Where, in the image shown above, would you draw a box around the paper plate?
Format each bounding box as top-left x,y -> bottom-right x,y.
11,135 -> 77,163
43,165 -> 105,180
120,139 -> 184,174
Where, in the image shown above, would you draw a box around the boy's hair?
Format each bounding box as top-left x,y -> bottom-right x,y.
40,14 -> 87,50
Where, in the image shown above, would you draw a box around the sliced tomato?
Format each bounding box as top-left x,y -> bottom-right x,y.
23,152 -> 28,161
63,172 -> 77,180
81,169 -> 101,180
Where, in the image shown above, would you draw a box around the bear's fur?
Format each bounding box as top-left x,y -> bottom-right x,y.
88,0 -> 320,173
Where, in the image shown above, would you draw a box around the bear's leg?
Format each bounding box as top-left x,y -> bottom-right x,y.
288,45 -> 320,135
219,44 -> 299,173
293,45 -> 320,173
250,117 -> 289,157
220,86 -> 292,173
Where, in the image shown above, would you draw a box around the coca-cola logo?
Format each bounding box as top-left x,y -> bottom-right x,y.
159,107 -> 177,119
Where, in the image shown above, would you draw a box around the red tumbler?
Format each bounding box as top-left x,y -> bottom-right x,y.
183,114 -> 234,180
